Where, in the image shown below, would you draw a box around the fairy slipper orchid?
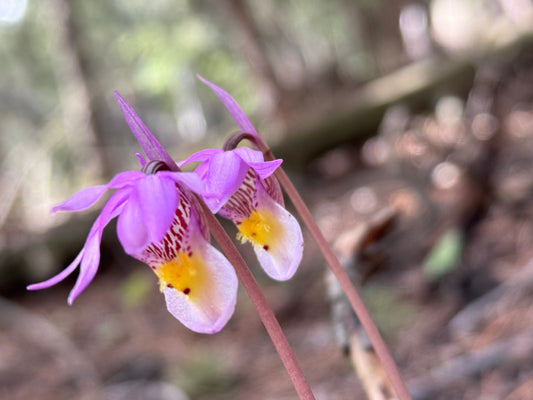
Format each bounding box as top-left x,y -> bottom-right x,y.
181,77 -> 304,281
27,93 -> 238,334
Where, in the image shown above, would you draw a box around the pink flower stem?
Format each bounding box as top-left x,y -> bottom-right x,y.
198,198 -> 316,400
254,139 -> 412,400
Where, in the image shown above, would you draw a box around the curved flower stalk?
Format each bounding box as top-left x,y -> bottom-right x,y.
27,93 -> 238,334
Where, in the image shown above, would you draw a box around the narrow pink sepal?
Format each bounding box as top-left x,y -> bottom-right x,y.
28,190 -> 129,303
232,148 -> 282,180
114,91 -> 176,169
67,190 -> 129,304
178,148 -> 222,168
52,185 -> 107,213
27,250 -> 84,290
52,171 -> 144,213
197,75 -> 259,136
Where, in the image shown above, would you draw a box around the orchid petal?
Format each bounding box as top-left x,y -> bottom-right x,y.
253,200 -> 303,280
117,175 -> 178,257
178,148 -> 222,168
107,170 -> 146,188
114,91 -> 176,169
204,151 -> 248,213
67,190 -> 129,303
27,250 -> 84,290
238,182 -> 302,281
137,175 -> 178,244
193,161 -> 209,180
197,75 -> 258,136
232,147 -> 264,163
68,231 -> 101,304
28,189 -> 128,301
135,153 -> 147,167
159,171 -> 205,196
262,174 -> 284,206
244,159 -> 282,180
233,148 -> 282,179
52,171 -> 144,213
52,185 -> 108,213
162,235 -> 238,334
117,188 -> 149,256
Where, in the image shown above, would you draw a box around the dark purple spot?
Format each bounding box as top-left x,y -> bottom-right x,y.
188,251 -> 193,257
167,283 -> 174,288
263,245 -> 269,251
183,288 -> 191,295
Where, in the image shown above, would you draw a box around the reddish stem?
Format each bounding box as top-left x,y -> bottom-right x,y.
199,199 -> 315,400
255,140 -> 412,400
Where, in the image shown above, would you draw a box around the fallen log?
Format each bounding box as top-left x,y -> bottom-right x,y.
272,29 -> 533,169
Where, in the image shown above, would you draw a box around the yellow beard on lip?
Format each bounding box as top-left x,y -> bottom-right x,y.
236,209 -> 281,251
154,251 -> 208,299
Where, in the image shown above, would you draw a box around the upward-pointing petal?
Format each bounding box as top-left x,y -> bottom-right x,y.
197,75 -> 259,136
114,91 -> 176,169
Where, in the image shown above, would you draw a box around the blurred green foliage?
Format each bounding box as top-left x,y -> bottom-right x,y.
174,350 -> 238,398
1,0 -> 375,236
119,270 -> 153,306
423,228 -> 464,281
363,283 -> 418,337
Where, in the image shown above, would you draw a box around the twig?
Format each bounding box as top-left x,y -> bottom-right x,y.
326,208 -> 398,400
350,333 -> 397,400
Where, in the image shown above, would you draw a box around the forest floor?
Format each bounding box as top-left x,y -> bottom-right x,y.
2,54 -> 533,400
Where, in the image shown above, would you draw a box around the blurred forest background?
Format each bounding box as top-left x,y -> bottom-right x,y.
2,0 -> 533,399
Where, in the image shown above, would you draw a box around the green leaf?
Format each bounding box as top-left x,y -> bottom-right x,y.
424,228 -> 464,281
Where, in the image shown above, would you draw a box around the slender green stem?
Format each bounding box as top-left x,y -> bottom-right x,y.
198,199 -> 315,400
255,140 -> 412,400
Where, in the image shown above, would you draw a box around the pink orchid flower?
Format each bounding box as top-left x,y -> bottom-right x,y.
179,77 -> 304,281
27,93 -> 238,334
